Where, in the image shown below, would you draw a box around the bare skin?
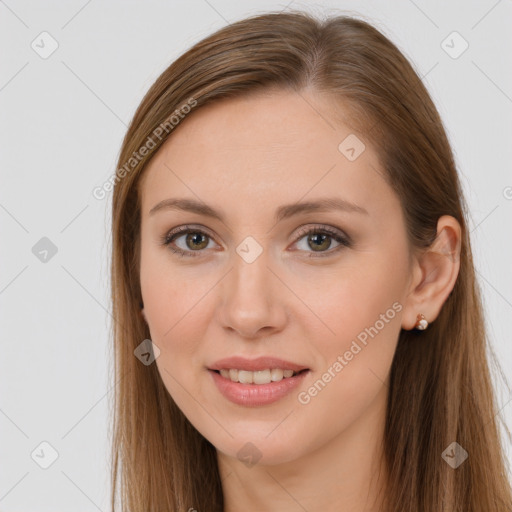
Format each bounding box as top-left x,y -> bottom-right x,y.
139,88 -> 461,512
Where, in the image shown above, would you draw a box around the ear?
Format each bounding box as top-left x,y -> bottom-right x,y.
401,215 -> 462,330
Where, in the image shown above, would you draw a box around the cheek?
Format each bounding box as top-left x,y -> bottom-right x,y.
288,273 -> 403,454
299,250 -> 406,344
300,248 -> 407,399
324,272 -> 403,345
141,255 -> 214,413
140,243 -> 222,382
141,237 -> 196,328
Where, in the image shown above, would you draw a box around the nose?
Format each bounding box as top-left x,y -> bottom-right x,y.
218,246 -> 288,339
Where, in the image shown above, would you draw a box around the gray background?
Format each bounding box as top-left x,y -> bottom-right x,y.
1,0 -> 511,509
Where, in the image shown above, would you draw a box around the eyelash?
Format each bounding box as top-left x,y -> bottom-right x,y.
160,224 -> 352,259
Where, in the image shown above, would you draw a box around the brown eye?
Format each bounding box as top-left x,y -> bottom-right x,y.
162,226 -> 215,257
293,225 -> 351,257
183,232 -> 209,251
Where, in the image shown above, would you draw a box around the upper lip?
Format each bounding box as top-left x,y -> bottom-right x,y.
208,356 -> 309,373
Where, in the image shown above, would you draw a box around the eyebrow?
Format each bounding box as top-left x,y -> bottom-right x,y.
149,196 -> 368,223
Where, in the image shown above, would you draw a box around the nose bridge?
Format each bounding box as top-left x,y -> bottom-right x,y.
218,236 -> 286,336
234,241 -> 271,296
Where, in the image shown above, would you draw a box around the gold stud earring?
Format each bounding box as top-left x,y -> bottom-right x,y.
415,313 -> 428,330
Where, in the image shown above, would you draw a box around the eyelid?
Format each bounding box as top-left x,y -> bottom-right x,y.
163,224 -> 217,243
292,223 -> 351,244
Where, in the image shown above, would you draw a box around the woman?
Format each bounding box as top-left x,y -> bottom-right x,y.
109,10 -> 512,511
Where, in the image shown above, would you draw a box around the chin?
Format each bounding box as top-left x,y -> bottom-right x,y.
210,428 -> 310,468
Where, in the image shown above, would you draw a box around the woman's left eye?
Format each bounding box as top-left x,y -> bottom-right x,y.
161,224 -> 351,258
291,225 -> 351,257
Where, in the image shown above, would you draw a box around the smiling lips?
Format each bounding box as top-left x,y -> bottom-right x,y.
208,356 -> 310,406
208,355 -> 309,384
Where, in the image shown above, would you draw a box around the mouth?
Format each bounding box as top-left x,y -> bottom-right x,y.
208,367 -> 311,407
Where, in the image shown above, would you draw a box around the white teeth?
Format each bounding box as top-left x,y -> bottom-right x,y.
238,370 -> 253,384
271,368 -> 284,381
217,368 -> 301,384
253,369 -> 271,384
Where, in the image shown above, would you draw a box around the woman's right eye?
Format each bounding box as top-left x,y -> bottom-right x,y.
162,227 -> 216,258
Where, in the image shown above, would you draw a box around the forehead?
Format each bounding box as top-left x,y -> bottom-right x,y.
140,90 -> 394,220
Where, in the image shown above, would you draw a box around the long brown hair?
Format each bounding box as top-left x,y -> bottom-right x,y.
109,10 -> 512,511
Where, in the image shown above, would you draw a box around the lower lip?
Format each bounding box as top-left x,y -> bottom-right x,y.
208,369 -> 310,407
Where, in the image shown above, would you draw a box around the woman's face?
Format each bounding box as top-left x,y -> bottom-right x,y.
139,89 -> 413,466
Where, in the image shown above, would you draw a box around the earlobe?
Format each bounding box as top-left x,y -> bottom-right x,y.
401,215 -> 461,330
140,300 -> 147,323
414,313 -> 429,330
